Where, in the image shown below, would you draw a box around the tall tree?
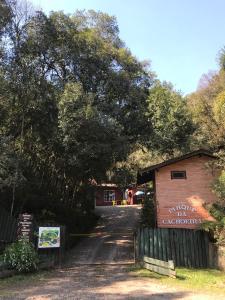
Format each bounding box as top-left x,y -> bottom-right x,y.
146,82 -> 195,156
0,2 -> 154,215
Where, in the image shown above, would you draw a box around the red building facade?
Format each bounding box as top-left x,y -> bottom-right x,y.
95,184 -> 123,206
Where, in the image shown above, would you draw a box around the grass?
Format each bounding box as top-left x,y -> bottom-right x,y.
129,266 -> 225,295
0,271 -> 50,297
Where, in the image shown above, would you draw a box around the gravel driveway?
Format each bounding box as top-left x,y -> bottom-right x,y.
0,265 -> 223,300
0,205 -> 223,299
66,205 -> 142,265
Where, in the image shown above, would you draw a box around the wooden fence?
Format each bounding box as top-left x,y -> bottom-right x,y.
135,227 -> 210,268
0,207 -> 17,248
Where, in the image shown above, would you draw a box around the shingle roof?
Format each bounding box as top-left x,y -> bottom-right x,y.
137,149 -> 215,184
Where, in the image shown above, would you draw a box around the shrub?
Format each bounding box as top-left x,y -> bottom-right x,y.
201,204 -> 225,246
3,240 -> 38,273
141,195 -> 156,227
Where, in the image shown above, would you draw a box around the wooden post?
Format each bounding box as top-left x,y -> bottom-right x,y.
17,213 -> 34,242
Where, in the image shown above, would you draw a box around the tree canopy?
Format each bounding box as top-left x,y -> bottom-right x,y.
0,1 -> 196,229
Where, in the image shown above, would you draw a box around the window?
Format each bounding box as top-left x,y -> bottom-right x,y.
171,171 -> 186,179
104,190 -> 115,202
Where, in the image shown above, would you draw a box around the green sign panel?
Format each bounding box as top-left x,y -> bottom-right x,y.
38,227 -> 60,248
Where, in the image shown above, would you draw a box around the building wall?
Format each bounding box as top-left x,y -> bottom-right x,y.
155,155 -> 217,229
95,187 -> 123,206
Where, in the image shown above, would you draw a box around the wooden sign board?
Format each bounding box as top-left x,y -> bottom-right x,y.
18,213 -> 33,241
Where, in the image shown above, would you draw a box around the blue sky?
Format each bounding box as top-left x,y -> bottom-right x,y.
30,0 -> 225,95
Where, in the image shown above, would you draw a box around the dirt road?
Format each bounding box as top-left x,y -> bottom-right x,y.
66,205 -> 142,265
0,205 -> 223,299
0,264 -> 223,300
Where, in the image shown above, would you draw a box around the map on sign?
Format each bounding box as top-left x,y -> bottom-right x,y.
38,227 -> 60,248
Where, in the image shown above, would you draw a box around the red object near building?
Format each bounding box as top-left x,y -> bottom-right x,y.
95,183 -> 123,206
137,150 -> 218,229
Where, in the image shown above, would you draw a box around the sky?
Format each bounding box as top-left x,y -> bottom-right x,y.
30,0 -> 225,95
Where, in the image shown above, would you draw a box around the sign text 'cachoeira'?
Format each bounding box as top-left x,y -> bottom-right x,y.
162,204 -> 202,225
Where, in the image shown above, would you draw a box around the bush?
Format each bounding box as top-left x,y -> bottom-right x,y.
213,170 -> 225,205
201,204 -> 225,246
141,195 -> 156,227
3,240 -> 39,273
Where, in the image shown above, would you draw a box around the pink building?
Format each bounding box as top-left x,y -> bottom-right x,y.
137,150 -> 217,229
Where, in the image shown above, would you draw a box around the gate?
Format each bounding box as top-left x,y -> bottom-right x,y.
135,227 -> 210,268
0,207 -> 17,250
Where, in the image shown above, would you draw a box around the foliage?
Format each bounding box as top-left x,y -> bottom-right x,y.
3,240 -> 38,273
201,204 -> 225,246
0,0 -> 153,219
0,0 -> 196,231
187,48 -> 225,245
141,195 -> 156,227
213,170 -> 225,204
0,136 -> 25,190
0,0 -> 12,35
187,69 -> 225,150
109,145 -> 162,187
146,82 -> 195,156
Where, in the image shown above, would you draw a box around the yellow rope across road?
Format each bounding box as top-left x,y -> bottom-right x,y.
69,232 -> 134,237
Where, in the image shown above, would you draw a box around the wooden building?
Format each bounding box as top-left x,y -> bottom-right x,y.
95,183 -> 124,206
137,150 -> 217,229
94,184 -> 141,206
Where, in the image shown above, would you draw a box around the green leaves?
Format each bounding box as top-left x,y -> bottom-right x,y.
146,82 -> 194,156
3,240 -> 38,273
0,2 -> 197,219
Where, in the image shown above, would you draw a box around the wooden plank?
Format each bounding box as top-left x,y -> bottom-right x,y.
194,231 -> 201,268
143,256 -> 175,269
187,230 -> 193,267
168,260 -> 175,270
183,230 -> 188,268
200,231 -> 206,268
165,228 -> 172,262
137,228 -> 140,259
149,228 -> 154,258
158,228 -> 163,261
140,228 -> 144,257
162,229 -> 168,262
198,231 -> 203,268
143,262 -> 176,278
144,227 -> 149,256
170,229 -> 177,266
175,229 -> 181,267
200,230 -> 207,268
153,228 -> 158,259
204,231 -> 210,268
179,229 -> 185,267
190,230 -> 196,267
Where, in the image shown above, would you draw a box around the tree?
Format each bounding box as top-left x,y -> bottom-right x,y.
187,69 -> 225,150
0,0 -> 12,35
188,47 -> 225,246
146,82 -> 195,156
0,1 -> 154,218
